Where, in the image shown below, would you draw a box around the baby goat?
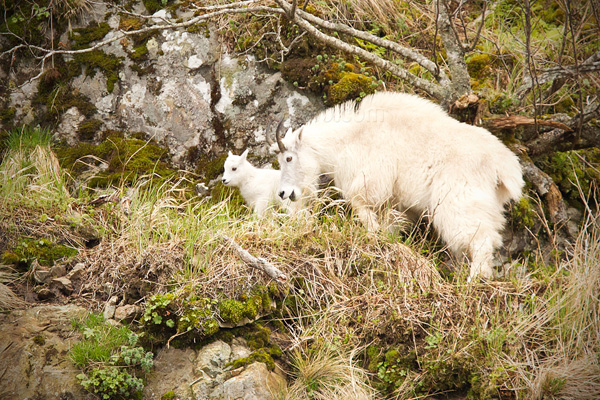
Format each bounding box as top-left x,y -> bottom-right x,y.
222,149 -> 293,216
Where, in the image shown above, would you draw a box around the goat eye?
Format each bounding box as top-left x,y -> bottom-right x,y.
286,156 -> 293,162
232,167 -> 237,171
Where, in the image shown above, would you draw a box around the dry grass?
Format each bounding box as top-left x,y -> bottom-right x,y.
1,136 -> 599,399
281,342 -> 378,400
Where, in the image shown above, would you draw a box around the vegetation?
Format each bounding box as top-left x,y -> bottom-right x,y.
70,313 -> 154,399
1,0 -> 599,399
1,125 -> 598,398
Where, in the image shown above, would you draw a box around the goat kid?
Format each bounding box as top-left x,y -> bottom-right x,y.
222,149 -> 294,216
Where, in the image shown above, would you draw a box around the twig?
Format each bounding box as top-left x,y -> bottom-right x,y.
220,234 -> 288,284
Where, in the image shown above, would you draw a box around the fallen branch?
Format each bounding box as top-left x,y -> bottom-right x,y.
220,234 -> 287,284
484,115 -> 572,132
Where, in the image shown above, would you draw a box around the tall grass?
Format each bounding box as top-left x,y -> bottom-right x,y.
0,126 -> 70,209
1,127 -> 598,399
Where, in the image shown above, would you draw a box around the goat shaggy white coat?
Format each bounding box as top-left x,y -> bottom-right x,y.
273,92 -> 524,280
222,149 -> 293,216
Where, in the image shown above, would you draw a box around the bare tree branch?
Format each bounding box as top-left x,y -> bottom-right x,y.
274,0 -> 451,102
517,51 -> 600,95
284,2 -> 450,87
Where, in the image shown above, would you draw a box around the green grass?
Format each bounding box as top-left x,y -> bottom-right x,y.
69,313 -> 132,368
1,130 -> 599,399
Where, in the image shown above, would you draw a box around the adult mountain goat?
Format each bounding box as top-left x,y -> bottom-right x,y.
271,92 -> 524,280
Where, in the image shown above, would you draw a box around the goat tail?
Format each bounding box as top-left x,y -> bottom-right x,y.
496,156 -> 525,205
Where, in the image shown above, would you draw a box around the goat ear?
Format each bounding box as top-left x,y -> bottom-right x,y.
240,149 -> 249,160
297,127 -> 304,142
228,150 -> 233,157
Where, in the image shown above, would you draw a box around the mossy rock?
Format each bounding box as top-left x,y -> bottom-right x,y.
33,61 -> 96,123
70,22 -> 111,49
119,16 -> 145,32
77,119 -> 103,141
326,71 -> 378,105
73,50 -> 123,93
140,285 -> 279,347
143,0 -> 172,14
1,237 -> 78,271
55,132 -> 176,188
225,324 -> 282,371
512,197 -> 536,229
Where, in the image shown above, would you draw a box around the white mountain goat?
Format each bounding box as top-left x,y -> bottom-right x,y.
222,149 -> 293,216
270,92 -> 524,280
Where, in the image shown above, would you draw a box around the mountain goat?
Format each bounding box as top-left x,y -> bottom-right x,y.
222,149 -> 294,216
271,92 -> 524,280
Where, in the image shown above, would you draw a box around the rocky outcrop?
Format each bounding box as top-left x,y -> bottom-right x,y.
145,339 -> 285,400
2,4 -> 323,167
0,305 -> 286,400
0,305 -> 91,400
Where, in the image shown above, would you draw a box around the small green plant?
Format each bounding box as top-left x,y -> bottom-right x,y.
70,313 -> 154,399
78,366 -> 144,400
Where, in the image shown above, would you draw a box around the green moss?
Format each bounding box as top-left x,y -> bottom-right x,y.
537,148 -> 600,206
226,324 -> 281,371
119,16 -> 145,32
1,237 -> 78,270
143,0 -> 171,14
33,334 -> 46,345
55,133 -> 176,188
130,44 -> 149,62
466,53 -> 493,81
228,348 -> 277,371
68,22 -> 123,93
77,119 -> 103,141
140,285 -> 279,348
327,71 -> 377,105
218,299 -> 247,325
73,50 -> 123,93
71,22 -> 111,49
161,391 -> 177,400
512,197 -> 536,229
195,153 -> 227,182
0,107 -> 16,123
32,63 -> 96,124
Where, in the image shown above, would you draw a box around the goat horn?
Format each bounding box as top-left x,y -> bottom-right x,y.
265,121 -> 274,146
275,119 -> 287,153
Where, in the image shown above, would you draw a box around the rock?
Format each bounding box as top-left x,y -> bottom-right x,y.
208,362 -> 286,400
68,263 -> 86,280
143,339 -> 285,400
195,182 -> 210,197
231,337 -> 252,361
33,268 -> 51,284
35,286 -> 55,300
49,263 -> 67,278
0,305 -> 89,400
143,348 -> 197,400
103,295 -> 119,320
51,277 -> 74,294
114,304 -> 142,322
55,106 -> 86,146
196,340 -> 232,378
